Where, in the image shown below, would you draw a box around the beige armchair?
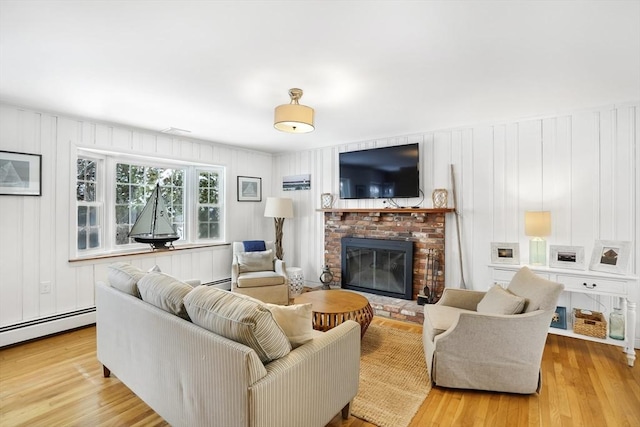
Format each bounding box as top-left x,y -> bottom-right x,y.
423,266 -> 564,394
232,241 -> 289,305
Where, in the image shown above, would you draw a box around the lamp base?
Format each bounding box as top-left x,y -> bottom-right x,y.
529,238 -> 547,265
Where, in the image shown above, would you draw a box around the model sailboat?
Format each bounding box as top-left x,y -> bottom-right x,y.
128,183 -> 179,249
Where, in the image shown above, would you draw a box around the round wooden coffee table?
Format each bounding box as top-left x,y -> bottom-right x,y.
294,289 -> 374,338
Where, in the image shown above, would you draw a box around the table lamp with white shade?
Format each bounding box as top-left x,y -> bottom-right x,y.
264,197 -> 294,260
525,211 -> 551,265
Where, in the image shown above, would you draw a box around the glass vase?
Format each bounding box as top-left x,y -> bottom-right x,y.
609,307 -> 625,340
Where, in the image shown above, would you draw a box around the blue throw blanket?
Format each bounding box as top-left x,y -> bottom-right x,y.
243,240 -> 266,252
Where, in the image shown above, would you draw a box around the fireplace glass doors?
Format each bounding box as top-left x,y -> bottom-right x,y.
341,237 -> 413,300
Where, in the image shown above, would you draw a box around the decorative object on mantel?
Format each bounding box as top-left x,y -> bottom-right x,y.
128,183 -> 180,250
320,192 -> 334,209
589,240 -> 631,275
319,265 -> 334,290
431,188 -> 448,208
264,197 -> 294,260
274,88 -> 314,133
524,211 -> 551,265
0,150 -> 42,196
418,248 -> 441,305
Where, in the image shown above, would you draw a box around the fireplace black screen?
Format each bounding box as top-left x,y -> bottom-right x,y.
341,237 -> 413,300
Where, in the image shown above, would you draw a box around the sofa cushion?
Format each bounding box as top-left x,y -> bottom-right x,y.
237,249 -> 274,273
264,303 -> 315,348
137,272 -> 193,320
184,286 -> 291,363
477,285 -> 525,315
507,266 -> 564,312
107,262 -> 146,297
236,271 -> 286,288
423,305 -> 475,336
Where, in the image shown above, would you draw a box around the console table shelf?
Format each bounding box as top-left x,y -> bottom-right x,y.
489,264 -> 638,367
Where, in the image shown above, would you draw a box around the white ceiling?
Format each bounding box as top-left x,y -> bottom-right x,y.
1,1 -> 639,153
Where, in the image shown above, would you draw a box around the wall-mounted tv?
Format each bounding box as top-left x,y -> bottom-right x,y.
339,143 -> 420,199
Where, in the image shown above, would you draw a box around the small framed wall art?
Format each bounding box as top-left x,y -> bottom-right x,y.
490,242 -> 520,265
0,150 -> 42,196
549,245 -> 585,270
237,176 -> 261,202
589,240 -> 631,275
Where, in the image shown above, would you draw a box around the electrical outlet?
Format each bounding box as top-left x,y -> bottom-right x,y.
40,281 -> 51,294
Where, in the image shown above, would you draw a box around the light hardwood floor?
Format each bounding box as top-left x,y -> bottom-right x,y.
1,317 -> 639,427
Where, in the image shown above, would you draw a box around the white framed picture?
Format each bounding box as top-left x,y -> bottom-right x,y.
490,242 -> 520,265
549,245 -> 585,270
589,240 -> 631,275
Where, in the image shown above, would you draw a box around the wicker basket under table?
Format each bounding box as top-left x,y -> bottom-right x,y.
573,309 -> 607,339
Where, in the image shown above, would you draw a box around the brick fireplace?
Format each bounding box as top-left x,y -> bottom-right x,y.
322,208 -> 452,301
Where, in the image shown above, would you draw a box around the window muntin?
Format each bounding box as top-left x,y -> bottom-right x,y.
197,170 -> 222,239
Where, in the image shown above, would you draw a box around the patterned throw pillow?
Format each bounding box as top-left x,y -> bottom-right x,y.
184,286 -> 291,363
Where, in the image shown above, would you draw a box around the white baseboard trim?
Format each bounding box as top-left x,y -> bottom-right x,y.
0,310 -> 96,347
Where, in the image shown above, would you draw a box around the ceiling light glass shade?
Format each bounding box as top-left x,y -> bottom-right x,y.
274,88 -> 314,133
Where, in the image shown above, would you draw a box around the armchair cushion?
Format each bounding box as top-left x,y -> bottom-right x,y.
236,249 -> 274,273
477,285 -> 525,315
137,272 -> 193,320
236,271 -> 286,288
184,285 -> 291,363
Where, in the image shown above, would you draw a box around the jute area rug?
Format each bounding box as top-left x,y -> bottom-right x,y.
351,322 -> 431,427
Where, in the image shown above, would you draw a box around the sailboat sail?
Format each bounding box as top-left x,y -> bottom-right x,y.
129,184 -> 179,248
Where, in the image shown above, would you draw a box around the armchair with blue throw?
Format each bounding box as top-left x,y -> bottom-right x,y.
231,240 -> 289,305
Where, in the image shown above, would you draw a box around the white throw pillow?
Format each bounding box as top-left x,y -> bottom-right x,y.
184,286 -> 291,363
137,272 -> 193,320
237,249 -> 274,273
107,262 -> 146,297
264,303 -> 315,348
477,285 -> 526,315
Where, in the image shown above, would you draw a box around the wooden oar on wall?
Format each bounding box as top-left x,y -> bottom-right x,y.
450,164 -> 466,289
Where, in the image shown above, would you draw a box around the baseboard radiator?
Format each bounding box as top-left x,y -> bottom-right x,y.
0,308 -> 96,348
0,278 -> 232,348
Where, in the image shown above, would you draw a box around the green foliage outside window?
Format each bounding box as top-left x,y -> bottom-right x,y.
76,158 -> 101,250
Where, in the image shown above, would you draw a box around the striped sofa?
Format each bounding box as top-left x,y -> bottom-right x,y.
96,269 -> 360,427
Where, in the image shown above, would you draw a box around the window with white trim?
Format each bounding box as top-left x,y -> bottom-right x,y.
75,149 -> 225,255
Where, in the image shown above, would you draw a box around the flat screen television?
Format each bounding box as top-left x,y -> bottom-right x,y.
339,143 -> 420,199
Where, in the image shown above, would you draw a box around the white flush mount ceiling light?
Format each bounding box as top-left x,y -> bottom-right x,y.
274,88 -> 314,133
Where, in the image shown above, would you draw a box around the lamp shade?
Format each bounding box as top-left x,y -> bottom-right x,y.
525,211 -> 551,237
264,197 -> 294,218
274,88 -> 314,133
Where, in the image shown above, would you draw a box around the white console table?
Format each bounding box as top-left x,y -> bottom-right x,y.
489,264 -> 637,367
